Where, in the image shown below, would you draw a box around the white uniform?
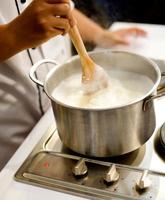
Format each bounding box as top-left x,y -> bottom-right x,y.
0,0 -> 72,170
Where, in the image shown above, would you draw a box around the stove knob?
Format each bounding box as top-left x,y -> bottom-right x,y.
104,164 -> 119,184
136,170 -> 151,190
72,158 -> 88,177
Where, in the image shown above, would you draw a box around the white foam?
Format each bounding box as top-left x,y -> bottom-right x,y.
52,70 -> 154,109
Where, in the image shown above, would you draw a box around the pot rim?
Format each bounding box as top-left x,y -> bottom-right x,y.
45,50 -> 161,111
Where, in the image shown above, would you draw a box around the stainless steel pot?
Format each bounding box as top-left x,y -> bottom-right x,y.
30,50 -> 165,157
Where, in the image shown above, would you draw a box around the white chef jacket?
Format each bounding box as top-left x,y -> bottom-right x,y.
0,0 -> 72,170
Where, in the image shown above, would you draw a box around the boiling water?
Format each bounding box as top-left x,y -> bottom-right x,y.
52,70 -> 154,109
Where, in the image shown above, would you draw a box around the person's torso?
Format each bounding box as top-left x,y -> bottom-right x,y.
0,0 -> 72,165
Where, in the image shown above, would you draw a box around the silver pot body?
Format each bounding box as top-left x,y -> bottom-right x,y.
30,50 -> 164,157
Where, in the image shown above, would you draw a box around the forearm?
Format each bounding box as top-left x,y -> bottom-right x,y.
0,24 -> 22,62
72,9 -> 104,44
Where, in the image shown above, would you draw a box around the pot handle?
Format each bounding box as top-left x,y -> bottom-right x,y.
29,59 -> 59,87
143,72 -> 165,111
157,72 -> 165,95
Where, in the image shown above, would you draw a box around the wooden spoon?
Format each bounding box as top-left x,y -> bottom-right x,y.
69,25 -> 109,94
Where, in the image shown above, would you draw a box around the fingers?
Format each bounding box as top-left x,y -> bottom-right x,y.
49,16 -> 70,34
94,27 -> 147,48
33,0 -> 77,38
120,27 -> 147,37
49,27 -> 64,36
129,28 -> 147,36
44,1 -> 76,27
46,2 -> 71,16
113,27 -> 148,45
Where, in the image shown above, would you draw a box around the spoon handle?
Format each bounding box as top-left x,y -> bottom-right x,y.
69,25 -> 88,59
69,25 -> 95,81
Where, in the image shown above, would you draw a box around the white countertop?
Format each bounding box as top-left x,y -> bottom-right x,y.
0,22 -> 165,200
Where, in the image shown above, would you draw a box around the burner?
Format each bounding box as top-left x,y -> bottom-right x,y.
160,122 -> 165,148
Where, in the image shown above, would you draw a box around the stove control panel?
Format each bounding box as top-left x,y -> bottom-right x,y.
18,151 -> 164,200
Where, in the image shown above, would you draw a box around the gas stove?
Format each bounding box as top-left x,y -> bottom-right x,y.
15,59 -> 165,200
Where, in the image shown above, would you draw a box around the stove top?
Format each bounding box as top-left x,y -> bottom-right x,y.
15,122 -> 165,200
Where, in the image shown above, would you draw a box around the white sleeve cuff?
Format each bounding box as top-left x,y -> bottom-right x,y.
70,0 -> 74,9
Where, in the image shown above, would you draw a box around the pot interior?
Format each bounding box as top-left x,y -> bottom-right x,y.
45,50 -> 160,109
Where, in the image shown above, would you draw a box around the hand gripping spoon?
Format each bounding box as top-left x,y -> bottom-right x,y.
69,25 -> 109,94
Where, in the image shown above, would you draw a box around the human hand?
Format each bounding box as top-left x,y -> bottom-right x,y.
7,0 -> 75,50
95,27 -> 147,48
